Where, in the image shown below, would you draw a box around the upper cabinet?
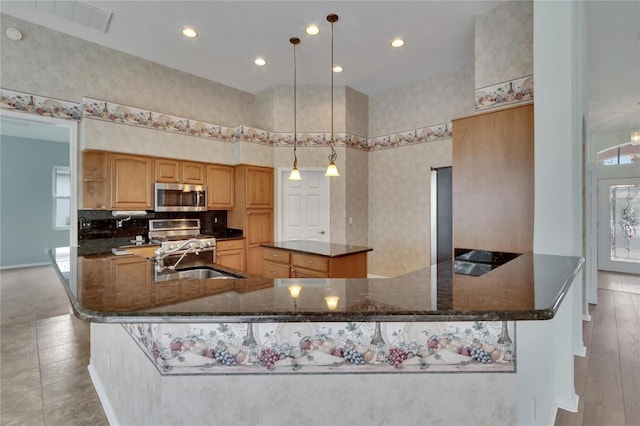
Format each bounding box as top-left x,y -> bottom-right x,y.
155,159 -> 205,185
80,150 -> 233,211
207,164 -> 234,210
244,166 -> 274,209
110,153 -> 153,210
81,151 -> 110,209
451,103 -> 534,254
182,161 -> 206,185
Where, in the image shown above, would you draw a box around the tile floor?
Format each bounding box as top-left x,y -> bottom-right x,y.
0,266 -> 108,426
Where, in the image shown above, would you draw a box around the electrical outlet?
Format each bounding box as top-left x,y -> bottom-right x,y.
80,220 -> 91,230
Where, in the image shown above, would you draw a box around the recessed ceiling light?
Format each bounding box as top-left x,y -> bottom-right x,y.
391,38 -> 405,48
332,65 -> 343,73
306,25 -> 320,36
182,27 -> 198,38
254,58 -> 266,66
5,27 -> 23,41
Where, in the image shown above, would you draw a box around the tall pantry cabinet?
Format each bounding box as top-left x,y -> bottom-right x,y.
451,103 -> 534,254
227,165 -> 274,276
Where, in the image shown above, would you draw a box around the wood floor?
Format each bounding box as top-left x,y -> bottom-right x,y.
0,266 -> 638,425
555,271 -> 640,426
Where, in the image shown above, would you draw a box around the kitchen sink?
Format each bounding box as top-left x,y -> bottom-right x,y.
154,266 -> 244,282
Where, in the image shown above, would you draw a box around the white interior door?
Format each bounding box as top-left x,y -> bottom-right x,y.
279,168 -> 330,242
597,177 -> 640,274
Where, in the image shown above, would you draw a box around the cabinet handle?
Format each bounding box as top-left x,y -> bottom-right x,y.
272,271 -> 279,275
271,254 -> 279,257
304,260 -> 313,264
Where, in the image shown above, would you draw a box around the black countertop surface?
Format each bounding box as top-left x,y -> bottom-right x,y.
50,247 -> 583,324
262,241 -> 373,257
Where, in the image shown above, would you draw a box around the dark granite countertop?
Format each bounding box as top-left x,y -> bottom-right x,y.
50,247 -> 583,324
261,241 -> 373,257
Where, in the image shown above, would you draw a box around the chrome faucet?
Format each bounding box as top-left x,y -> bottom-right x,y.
154,238 -> 205,273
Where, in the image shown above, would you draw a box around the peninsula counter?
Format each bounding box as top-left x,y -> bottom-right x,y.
50,247 -> 584,426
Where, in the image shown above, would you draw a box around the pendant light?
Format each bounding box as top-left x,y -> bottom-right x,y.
325,13 -> 340,177
288,37 -> 302,181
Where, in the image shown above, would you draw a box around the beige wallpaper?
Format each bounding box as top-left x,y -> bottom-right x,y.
368,140 -> 452,277
474,0 -> 533,89
368,63 -> 475,138
0,14 -> 256,128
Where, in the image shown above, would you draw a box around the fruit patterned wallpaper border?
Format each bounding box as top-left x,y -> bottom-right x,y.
124,320 -> 516,375
475,75 -> 534,111
1,81 -> 534,151
0,88 -> 81,120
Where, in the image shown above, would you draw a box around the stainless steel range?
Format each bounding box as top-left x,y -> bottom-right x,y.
149,219 -> 217,272
148,219 -> 216,252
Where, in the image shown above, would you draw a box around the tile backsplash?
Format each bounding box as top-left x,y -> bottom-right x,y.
78,210 -> 236,254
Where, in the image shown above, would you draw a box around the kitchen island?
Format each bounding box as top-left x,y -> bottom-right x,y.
261,240 -> 373,278
51,247 -> 584,426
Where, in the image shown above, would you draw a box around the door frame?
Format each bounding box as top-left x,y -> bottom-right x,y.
1,110 -> 78,246
275,167 -> 330,242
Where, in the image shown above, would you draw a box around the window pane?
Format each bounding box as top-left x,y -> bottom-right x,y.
55,169 -> 71,197
609,184 -> 640,263
55,198 -> 71,228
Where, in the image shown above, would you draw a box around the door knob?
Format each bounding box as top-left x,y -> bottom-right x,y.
318,230 -> 325,235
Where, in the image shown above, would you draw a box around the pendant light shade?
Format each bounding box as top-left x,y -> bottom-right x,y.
325,13 -> 339,177
288,37 -> 302,181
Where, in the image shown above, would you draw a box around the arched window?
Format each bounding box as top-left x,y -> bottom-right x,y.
597,143 -> 640,165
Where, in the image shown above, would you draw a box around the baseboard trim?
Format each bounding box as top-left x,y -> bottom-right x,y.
367,273 -> 388,278
88,362 -> 119,426
556,393 -> 580,413
0,262 -> 50,270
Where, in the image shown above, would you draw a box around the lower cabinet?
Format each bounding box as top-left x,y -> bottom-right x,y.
261,248 -> 368,278
216,239 -> 245,272
110,256 -> 152,310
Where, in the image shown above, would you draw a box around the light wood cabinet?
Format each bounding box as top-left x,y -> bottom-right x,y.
207,164 -> 234,209
182,161 -> 206,184
155,159 -> 206,185
261,248 -> 368,278
81,151 -> 110,209
216,238 -> 245,271
245,166 -> 274,209
451,103 -> 534,254
228,165 -> 275,276
110,256 -> 152,310
110,153 -> 153,210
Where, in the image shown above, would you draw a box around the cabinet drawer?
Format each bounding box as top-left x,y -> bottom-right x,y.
262,248 -> 290,264
262,260 -> 290,278
292,267 -> 329,278
217,239 -> 245,251
291,253 -> 329,272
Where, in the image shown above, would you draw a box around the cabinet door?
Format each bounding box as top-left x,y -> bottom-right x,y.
182,161 -> 206,185
207,165 -> 234,209
217,239 -> 245,271
246,166 -> 274,209
216,249 -> 245,271
82,151 -> 109,209
111,154 -> 153,209
110,256 -> 152,310
246,209 -> 273,246
246,209 -> 273,276
155,158 -> 180,183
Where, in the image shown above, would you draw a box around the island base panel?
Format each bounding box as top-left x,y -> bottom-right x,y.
90,323 -> 517,425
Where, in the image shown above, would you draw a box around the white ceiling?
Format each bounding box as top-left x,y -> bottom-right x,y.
1,0 -> 638,140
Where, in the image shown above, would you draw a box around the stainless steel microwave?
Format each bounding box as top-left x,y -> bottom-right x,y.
154,183 -> 207,212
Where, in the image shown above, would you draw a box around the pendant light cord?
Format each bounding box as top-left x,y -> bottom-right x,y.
328,14 -> 338,163
290,37 -> 300,169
